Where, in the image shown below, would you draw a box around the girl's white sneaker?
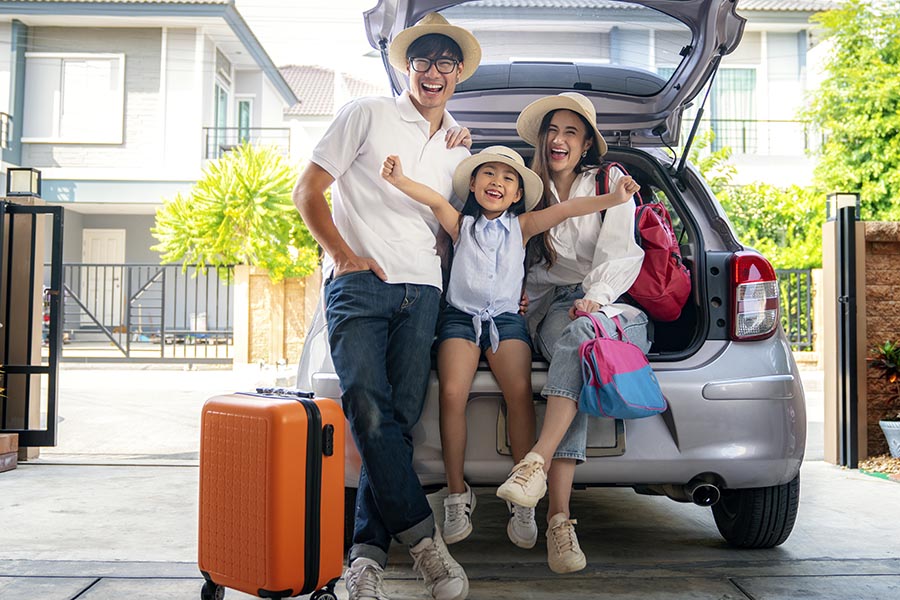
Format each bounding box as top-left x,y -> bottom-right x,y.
506,501 -> 538,549
442,483 -> 476,544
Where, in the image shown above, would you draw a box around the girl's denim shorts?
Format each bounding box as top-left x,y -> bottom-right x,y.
437,304 -> 532,351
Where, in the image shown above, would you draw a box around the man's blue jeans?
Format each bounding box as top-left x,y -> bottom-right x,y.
324,270 -> 440,567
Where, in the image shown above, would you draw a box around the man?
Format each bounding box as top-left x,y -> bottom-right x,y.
292,13 -> 481,600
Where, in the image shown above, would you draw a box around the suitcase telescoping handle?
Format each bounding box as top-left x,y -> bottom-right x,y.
255,387 -> 315,398
254,388 -> 336,457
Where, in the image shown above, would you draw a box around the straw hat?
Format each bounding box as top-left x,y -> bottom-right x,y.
516,92 -> 608,156
388,13 -> 482,83
452,146 -> 544,212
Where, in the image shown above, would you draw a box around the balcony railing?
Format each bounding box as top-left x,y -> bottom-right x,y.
682,119 -> 823,156
203,127 -> 290,159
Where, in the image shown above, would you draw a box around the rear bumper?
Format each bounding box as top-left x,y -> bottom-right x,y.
315,336 -> 805,492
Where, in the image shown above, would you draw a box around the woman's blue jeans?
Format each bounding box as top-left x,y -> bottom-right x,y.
534,284 -> 651,463
324,270 -> 441,567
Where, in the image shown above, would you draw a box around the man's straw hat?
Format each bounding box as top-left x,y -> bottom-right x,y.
388,13 -> 482,83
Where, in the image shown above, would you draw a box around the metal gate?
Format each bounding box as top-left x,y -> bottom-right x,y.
56,263 -> 234,363
1,200 -> 64,447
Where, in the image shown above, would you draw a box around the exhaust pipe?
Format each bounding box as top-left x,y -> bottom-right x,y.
687,479 -> 720,507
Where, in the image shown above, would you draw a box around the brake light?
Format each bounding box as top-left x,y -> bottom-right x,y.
731,251 -> 779,341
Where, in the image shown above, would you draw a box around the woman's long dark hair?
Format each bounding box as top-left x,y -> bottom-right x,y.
526,109 -> 603,270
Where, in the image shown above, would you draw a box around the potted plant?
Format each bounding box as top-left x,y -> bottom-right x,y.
869,340 -> 900,458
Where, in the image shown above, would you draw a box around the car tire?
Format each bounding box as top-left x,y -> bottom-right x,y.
344,487 -> 356,552
712,474 -> 800,549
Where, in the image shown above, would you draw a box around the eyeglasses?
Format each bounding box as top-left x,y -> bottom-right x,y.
408,57 -> 459,75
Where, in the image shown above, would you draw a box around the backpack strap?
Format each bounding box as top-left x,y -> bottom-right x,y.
595,161 -> 644,223
575,310 -> 634,344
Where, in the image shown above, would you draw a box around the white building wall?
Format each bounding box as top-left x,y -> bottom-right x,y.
22,27 -> 163,170
0,22 -> 11,115
162,28 -> 204,178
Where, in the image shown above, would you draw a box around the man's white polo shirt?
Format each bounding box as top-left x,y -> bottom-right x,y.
311,90 -> 470,290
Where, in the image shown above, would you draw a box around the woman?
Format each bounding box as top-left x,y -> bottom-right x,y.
496,92 -> 652,573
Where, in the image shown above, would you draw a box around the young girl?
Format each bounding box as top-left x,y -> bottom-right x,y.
381,146 -> 638,549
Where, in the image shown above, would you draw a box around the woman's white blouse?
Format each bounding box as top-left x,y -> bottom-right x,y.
525,166 -> 643,333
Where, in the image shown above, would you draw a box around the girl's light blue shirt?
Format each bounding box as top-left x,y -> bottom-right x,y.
445,211 -> 525,352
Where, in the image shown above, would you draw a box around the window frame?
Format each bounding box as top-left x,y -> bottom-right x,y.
22,52 -> 126,145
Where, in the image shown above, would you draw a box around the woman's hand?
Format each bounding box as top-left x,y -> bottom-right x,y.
445,126 -> 472,149
519,291 -> 529,315
568,298 -> 600,320
611,175 -> 640,205
381,155 -> 405,186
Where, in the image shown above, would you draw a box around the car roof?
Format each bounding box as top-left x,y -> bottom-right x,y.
364,0 -> 746,146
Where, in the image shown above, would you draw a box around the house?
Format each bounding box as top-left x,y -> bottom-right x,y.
279,64 -> 388,161
0,0 -> 297,265
436,0 -> 838,187
0,0 -> 297,356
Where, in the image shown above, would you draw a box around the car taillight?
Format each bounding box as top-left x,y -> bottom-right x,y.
731,251 -> 779,341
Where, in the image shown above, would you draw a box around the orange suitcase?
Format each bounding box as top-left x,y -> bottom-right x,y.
198,391 -> 344,600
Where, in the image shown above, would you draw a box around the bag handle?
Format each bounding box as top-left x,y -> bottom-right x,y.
574,310 -> 632,344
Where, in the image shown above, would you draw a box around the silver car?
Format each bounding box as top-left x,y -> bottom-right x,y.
298,0 -> 805,550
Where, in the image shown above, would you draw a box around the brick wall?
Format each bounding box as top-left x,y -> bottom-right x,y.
233,265 -> 321,366
863,222 -> 900,455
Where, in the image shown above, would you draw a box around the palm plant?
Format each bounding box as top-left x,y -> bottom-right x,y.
869,340 -> 900,420
152,142 -> 319,282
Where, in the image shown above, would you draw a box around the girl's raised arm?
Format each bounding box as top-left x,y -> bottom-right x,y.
519,175 -> 640,242
381,155 -> 461,241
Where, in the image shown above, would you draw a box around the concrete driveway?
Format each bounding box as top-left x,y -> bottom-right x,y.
1,365 -> 897,599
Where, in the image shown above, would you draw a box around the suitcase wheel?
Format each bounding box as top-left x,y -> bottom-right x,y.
200,580 -> 224,600
311,590 -> 337,600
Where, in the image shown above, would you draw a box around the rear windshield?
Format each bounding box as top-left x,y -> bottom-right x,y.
440,0 -> 693,96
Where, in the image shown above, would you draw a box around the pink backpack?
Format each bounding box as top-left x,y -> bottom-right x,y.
596,162 -> 691,322
576,311 -> 667,420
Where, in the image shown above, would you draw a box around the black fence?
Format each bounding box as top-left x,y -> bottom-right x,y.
49,263 -> 234,363
776,268 -> 813,351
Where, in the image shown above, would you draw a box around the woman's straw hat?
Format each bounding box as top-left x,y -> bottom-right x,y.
516,92 -> 608,156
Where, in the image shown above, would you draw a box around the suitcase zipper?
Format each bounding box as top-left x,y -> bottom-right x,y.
299,399 -> 323,595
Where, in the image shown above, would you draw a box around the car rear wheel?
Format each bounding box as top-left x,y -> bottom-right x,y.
712,474 -> 800,548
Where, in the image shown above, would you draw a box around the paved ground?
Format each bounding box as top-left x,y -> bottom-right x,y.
2,364 -> 897,600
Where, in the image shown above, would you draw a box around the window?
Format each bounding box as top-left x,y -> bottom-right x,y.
23,53 -> 125,144
710,68 -> 756,152
237,99 -> 252,143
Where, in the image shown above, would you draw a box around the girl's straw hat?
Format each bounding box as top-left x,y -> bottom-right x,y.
388,13 -> 482,83
516,92 -> 609,156
452,146 -> 544,212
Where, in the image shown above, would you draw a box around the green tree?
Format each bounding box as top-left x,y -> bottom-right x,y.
687,129 -> 825,269
803,0 -> 900,220
718,183 -> 825,269
152,143 -> 319,282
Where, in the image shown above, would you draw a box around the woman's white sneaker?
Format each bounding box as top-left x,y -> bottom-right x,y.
442,483 -> 476,544
496,452 -> 547,508
506,501 -> 538,549
409,528 -> 469,600
546,512 -> 586,574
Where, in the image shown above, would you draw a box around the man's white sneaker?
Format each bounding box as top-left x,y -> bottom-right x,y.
546,512 -> 586,574
496,451 -> 547,508
345,557 -> 389,600
409,528 -> 469,600
443,483 -> 476,544
506,501 -> 538,549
